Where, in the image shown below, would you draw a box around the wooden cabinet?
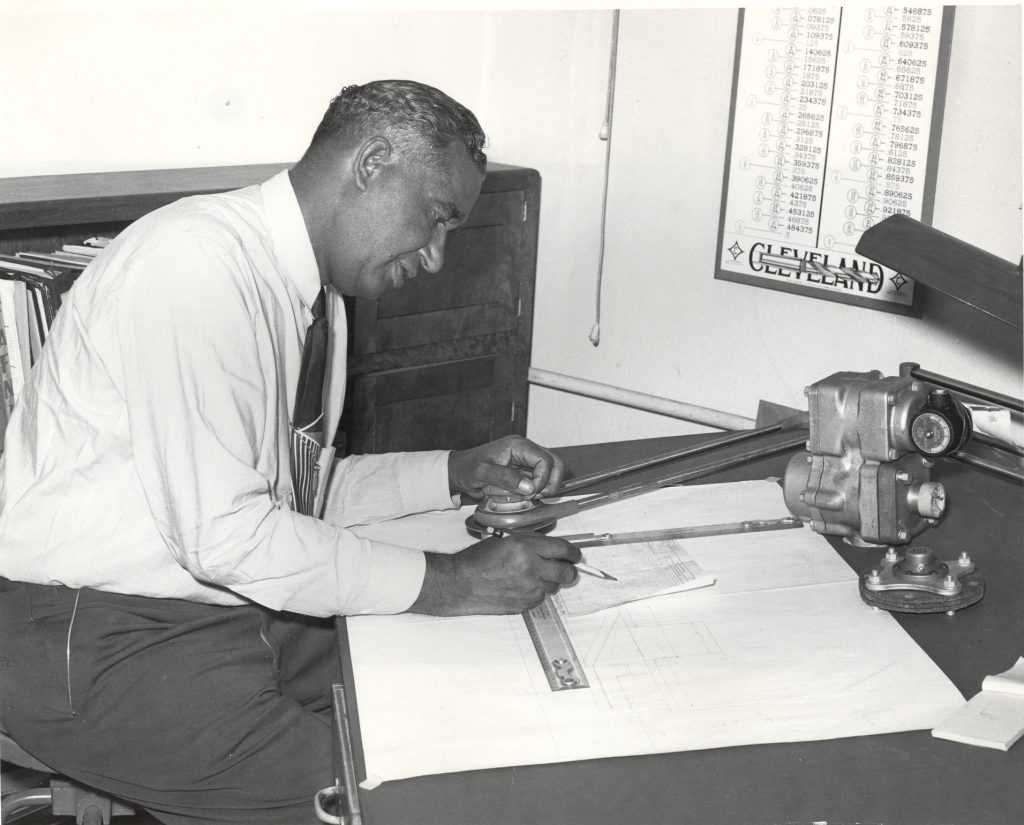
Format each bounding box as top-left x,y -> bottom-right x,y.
341,164 -> 539,453
0,162 -> 540,455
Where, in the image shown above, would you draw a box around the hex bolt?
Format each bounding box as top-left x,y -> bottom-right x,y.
885,548 -> 899,562
868,569 -> 882,584
895,470 -> 911,484
958,551 -> 971,565
897,529 -> 909,542
943,574 -> 956,589
888,449 -> 898,460
887,393 -> 896,406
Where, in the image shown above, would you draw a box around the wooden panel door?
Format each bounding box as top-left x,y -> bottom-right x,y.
339,165 -> 539,455
342,352 -> 523,453
348,187 -> 525,357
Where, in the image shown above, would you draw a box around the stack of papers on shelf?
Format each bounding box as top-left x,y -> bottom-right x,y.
0,237 -> 105,433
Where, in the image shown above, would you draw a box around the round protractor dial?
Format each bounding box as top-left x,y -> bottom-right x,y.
911,411 -> 953,455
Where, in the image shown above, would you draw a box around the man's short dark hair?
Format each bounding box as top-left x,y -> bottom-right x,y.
309,79 -> 487,174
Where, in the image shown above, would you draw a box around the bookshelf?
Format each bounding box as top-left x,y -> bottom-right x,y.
0,164 -> 289,254
0,162 -> 540,454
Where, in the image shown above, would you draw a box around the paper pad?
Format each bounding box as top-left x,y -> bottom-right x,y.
932,656 -> 1024,751
347,480 -> 964,784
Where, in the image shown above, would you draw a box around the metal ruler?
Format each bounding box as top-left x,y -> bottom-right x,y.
524,516 -> 804,691
555,516 -> 802,548
523,594 -> 589,691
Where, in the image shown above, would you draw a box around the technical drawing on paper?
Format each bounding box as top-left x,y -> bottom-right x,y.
578,604 -> 724,714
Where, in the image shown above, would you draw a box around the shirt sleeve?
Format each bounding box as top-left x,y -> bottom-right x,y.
115,226 -> 425,617
322,450 -> 459,528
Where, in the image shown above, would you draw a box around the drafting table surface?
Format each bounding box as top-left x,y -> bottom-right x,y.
335,433 -> 1024,825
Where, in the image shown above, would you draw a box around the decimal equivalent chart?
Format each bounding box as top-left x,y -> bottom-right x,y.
716,6 -> 953,313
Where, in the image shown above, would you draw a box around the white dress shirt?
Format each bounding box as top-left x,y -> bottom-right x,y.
0,171 -> 456,617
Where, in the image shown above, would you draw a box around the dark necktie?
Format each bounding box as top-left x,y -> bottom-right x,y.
291,288 -> 328,518
293,287 -> 328,446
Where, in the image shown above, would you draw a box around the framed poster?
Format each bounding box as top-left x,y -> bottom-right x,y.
715,6 -> 955,315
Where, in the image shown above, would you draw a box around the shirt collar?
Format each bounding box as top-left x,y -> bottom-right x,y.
260,169 -> 322,312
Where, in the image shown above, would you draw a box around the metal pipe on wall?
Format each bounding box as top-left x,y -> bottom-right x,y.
528,367 -> 756,432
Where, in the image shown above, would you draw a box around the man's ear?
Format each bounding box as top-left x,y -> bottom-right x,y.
353,137 -> 392,192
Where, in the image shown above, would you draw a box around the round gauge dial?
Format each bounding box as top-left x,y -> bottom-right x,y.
911,411 -> 953,455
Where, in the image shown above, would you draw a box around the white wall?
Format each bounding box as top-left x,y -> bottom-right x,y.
0,6 -> 497,174
1,3 -> 1020,449
527,4 -> 1024,447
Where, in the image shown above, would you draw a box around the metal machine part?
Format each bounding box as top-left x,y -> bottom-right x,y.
466,486 -> 558,537
900,362 -> 1024,482
909,388 -> 973,456
783,370 -> 972,546
553,517 -> 802,548
467,419 -> 809,537
859,546 -> 985,614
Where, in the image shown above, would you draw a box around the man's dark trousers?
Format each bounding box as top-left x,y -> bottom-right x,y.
0,580 -> 340,824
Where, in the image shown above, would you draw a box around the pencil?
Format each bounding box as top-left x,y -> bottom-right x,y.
576,561 -> 617,581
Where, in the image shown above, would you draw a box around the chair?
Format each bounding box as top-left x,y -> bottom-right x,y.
1,726 -> 136,824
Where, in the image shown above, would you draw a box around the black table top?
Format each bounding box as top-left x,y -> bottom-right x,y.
337,432 -> 1024,825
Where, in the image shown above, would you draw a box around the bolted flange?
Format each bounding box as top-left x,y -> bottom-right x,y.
859,545 -> 984,614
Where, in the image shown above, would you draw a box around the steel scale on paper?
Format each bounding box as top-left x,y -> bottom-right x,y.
523,595 -> 589,691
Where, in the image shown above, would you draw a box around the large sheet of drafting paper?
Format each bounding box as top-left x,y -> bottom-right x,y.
347,481 -> 964,785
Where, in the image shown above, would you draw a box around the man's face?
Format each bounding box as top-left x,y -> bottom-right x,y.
327,142 -> 484,299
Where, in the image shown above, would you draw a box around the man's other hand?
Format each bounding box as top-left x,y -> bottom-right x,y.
409,533 -> 582,616
448,435 -> 567,501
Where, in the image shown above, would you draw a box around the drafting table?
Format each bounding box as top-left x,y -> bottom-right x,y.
334,431 -> 1024,825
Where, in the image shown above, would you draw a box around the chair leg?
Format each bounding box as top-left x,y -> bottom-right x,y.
2,766 -> 138,823
1,786 -> 54,820
80,803 -> 107,825
52,777 -> 135,824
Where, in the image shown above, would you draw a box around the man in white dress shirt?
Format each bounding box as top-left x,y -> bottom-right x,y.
0,80 -> 579,824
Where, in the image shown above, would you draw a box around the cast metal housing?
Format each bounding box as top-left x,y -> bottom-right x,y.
783,370 -> 968,546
